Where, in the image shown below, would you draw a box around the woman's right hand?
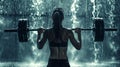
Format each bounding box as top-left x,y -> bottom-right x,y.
75,28 -> 81,34
37,28 -> 44,35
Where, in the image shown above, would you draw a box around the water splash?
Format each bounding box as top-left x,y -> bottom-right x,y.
91,0 -> 103,19
69,0 -> 80,64
0,16 -> 5,25
0,1 -> 3,14
0,0 -> 120,67
91,0 -> 96,19
90,0 -> 103,63
28,0 -> 46,65
70,0 -> 79,28
93,42 -> 103,63
107,0 -> 118,61
90,0 -> 119,65
108,0 -> 116,27
0,1 -> 4,25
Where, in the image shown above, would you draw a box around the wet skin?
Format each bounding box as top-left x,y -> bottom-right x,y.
37,27 -> 81,60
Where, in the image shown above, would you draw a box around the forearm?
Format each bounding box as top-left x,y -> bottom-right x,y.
37,34 -> 42,48
77,32 -> 82,49
37,34 -> 41,41
77,32 -> 81,42
37,29 -> 47,49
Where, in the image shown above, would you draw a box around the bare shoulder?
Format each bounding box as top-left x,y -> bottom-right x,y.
66,29 -> 74,38
46,28 -> 53,33
45,28 -> 53,32
44,28 -> 53,36
43,28 -> 51,36
63,28 -> 70,32
63,28 -> 72,32
63,28 -> 73,36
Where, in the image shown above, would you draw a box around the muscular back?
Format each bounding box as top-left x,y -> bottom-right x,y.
47,28 -> 69,59
37,27 -> 81,59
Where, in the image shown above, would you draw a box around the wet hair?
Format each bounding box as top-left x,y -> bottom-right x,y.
52,8 -> 64,22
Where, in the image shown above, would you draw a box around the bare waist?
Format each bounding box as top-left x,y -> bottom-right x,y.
49,47 -> 67,59
48,58 -> 69,62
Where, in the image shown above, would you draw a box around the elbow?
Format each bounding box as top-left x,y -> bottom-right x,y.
37,46 -> 42,49
76,43 -> 81,50
37,43 -> 42,49
76,46 -> 81,50
37,45 -> 43,49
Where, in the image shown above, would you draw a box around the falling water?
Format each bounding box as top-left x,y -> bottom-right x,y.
107,0 -> 118,62
28,0 -> 48,66
90,0 -> 103,63
70,0 -> 79,28
90,0 -> 119,66
0,0 -> 120,67
70,0 -> 79,63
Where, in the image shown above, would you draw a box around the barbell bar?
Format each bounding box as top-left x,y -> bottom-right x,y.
4,19 -> 117,42
4,28 -> 117,32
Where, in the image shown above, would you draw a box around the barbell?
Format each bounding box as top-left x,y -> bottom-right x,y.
4,19 -> 117,42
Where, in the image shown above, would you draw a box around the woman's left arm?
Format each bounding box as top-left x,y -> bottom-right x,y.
37,29 -> 48,49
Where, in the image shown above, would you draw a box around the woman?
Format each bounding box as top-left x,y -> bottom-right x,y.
37,8 -> 81,67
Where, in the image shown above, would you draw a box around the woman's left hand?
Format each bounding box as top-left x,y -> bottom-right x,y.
75,28 -> 81,34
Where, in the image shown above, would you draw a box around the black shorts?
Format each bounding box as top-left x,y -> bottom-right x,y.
47,59 -> 70,67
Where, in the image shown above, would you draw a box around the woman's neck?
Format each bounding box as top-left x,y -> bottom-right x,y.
53,24 -> 62,29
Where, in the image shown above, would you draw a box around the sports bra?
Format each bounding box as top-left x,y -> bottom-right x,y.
49,41 -> 68,47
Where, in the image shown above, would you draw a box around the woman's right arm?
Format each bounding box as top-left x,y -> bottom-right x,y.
68,29 -> 81,50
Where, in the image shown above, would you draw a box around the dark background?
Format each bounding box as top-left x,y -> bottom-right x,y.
0,0 -> 120,67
